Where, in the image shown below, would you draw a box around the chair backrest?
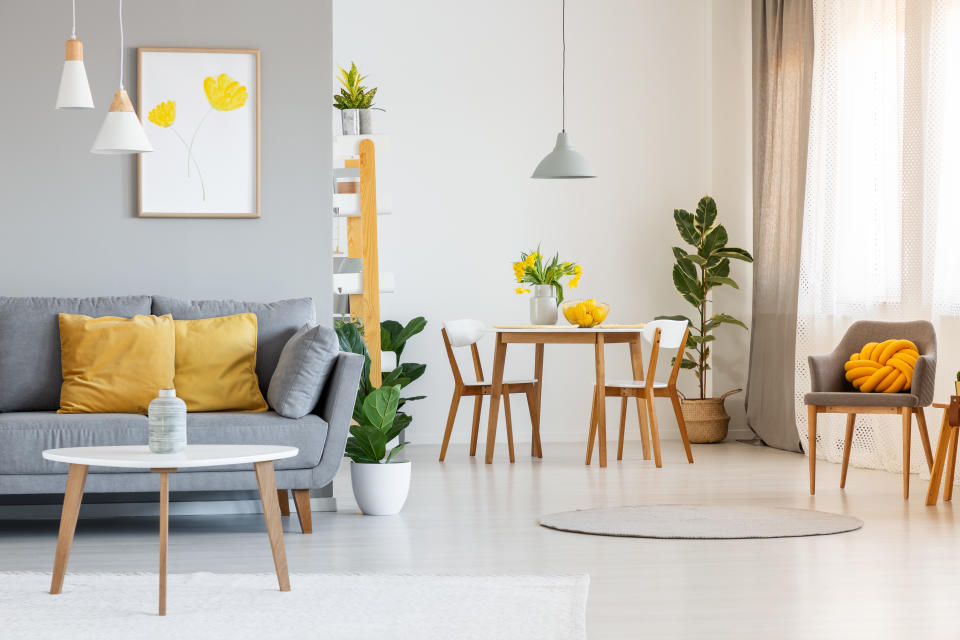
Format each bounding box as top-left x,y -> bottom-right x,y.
643,319 -> 689,350
835,320 -> 937,358
441,319 -> 487,386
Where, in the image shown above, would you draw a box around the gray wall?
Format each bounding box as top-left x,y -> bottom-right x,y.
0,0 -> 332,319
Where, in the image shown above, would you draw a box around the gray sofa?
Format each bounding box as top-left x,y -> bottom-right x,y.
0,296 -> 362,520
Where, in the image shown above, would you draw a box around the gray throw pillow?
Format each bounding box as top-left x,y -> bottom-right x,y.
268,323 -> 340,419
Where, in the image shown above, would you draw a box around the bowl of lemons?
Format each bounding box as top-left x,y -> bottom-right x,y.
561,299 -> 610,328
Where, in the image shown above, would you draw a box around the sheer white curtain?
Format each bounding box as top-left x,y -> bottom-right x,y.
796,0 -> 960,474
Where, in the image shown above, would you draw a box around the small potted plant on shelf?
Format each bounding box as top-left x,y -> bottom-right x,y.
658,195 -> 754,443
512,247 -> 581,325
333,61 -> 383,135
955,371 -> 960,396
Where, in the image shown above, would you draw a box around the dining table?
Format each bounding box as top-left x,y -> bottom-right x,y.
484,324 -> 647,467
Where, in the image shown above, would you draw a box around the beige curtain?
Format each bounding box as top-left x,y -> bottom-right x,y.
745,0 -> 814,452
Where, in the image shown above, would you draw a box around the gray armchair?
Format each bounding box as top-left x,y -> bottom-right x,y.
805,320 -> 937,498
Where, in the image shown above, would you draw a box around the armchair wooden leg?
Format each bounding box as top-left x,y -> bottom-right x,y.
807,405 -> 818,495
292,489 -> 312,534
469,396 -> 482,457
670,390 -> 693,463
902,407 -> 912,499
586,389 -> 598,465
945,427 -> 958,502
841,414 -> 855,489
277,489 -> 290,516
915,407 -> 934,471
439,390 -> 462,462
617,397 -> 627,461
502,388 -> 516,464
645,388 -> 663,469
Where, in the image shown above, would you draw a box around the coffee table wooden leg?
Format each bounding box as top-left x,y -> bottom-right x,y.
159,471 -> 169,616
254,461 -> 290,591
926,412 -> 951,505
50,464 -> 88,595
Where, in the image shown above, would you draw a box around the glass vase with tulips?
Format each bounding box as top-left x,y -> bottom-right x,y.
512,247 -> 581,305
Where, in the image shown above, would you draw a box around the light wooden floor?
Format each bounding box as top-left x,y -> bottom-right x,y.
3,441 -> 960,639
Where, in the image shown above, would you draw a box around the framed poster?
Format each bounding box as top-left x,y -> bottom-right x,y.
137,48 -> 260,218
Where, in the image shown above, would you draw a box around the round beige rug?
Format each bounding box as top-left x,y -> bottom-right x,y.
539,505 -> 863,539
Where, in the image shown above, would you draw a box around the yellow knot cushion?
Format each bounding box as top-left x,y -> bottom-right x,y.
844,339 -> 919,393
58,314 -> 176,414
173,313 -> 268,412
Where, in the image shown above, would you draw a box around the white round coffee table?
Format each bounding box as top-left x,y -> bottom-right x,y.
42,444 -> 298,616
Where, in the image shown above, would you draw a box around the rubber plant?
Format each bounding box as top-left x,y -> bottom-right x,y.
657,196 -> 753,399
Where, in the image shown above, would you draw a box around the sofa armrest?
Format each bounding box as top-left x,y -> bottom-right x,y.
912,354 -> 936,406
314,352 -> 363,475
809,352 -> 847,393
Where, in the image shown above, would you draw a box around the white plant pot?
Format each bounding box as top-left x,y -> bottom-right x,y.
350,460 -> 411,515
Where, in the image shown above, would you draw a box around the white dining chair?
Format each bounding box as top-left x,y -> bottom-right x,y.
586,319 -> 693,468
439,319 -> 540,463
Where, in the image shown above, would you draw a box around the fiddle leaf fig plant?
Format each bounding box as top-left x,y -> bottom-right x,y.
657,196 -> 753,399
345,385 -> 408,464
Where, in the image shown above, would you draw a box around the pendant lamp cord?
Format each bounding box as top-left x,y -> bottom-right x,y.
561,0 -> 566,132
118,0 -> 124,90
70,0 -> 77,39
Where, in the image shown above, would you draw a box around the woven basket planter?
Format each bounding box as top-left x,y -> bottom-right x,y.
680,389 -> 741,444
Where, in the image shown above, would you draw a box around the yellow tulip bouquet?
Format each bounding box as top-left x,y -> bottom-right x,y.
512,247 -> 581,304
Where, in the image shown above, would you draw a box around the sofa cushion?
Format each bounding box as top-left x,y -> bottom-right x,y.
268,323 -> 340,418
0,411 -> 327,475
152,297 -> 316,398
0,296 -> 153,412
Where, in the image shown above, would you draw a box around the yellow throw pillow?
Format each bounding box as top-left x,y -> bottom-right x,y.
173,313 -> 268,412
59,314 -> 176,414
844,339 -> 918,393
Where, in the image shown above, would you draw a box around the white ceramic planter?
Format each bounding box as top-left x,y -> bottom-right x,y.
350,460 -> 411,515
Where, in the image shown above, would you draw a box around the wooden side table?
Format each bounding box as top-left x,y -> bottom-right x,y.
926,400 -> 960,505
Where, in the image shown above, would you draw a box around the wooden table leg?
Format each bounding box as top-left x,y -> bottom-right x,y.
945,427 -> 959,502
484,333 -> 507,464
925,411 -> 951,505
254,461 -> 291,591
532,343 -> 544,458
628,338 -> 652,460
595,334 -> 607,467
158,471 -> 169,616
50,464 -> 88,595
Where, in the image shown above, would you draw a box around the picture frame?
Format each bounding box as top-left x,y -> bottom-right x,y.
137,48 -> 261,218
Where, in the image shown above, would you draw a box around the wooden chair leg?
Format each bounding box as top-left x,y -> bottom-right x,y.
526,389 -> 543,459
502,388 -> 516,464
585,388 -> 598,465
617,397 -> 627,461
807,405 -> 818,495
292,489 -> 312,534
945,427 -> 959,502
469,396 -> 482,457
916,407 -> 934,471
439,390 -> 462,462
645,388 -> 663,468
277,489 -> 290,516
841,413 -> 855,489
902,407 -> 912,499
670,390 -> 693,463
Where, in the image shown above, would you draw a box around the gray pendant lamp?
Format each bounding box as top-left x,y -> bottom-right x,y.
532,0 -> 595,179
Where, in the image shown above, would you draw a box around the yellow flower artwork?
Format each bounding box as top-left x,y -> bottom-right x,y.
146,74 -> 248,202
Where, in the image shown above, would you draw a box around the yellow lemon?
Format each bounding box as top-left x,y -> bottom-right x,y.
585,299 -> 597,311
563,306 -> 578,323
593,307 -> 608,323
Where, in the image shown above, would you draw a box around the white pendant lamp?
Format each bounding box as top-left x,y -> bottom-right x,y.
91,0 -> 152,154
56,0 -> 94,110
532,0 -> 595,179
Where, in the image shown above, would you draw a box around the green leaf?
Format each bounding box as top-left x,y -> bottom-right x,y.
706,276 -> 739,290
386,412 -> 412,442
361,385 -> 400,433
703,313 -> 748,331
674,251 -> 698,281
380,320 -> 403,353
705,256 -> 731,278
674,209 -> 698,247
672,264 -> 703,307
348,424 -> 386,461
394,317 -> 427,358
700,224 -> 728,258
386,442 -> 407,463
694,196 -> 718,236
680,357 -> 698,369
714,247 -> 753,262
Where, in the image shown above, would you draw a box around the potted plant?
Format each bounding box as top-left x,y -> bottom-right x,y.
333,62 -> 383,135
955,371 -> 960,396
345,385 -> 411,515
658,195 -> 753,443
512,247 -> 582,325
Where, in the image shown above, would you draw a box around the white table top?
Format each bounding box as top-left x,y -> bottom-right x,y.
41,444 -> 299,469
489,324 -> 645,333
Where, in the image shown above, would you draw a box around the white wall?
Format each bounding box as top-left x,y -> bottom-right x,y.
333,0 -> 753,447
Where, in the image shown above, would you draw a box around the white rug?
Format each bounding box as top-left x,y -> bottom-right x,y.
540,504 -> 863,539
1,572 -> 589,640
